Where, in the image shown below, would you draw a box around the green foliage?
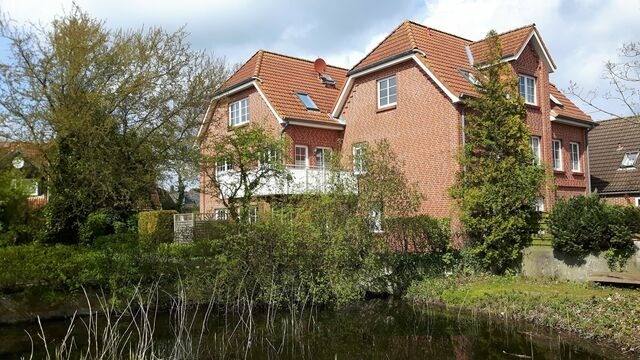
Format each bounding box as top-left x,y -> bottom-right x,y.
548,194 -> 639,270
0,6 -> 228,243
385,215 -> 451,253
0,168 -> 39,246
451,31 -> 545,274
138,210 -> 176,245
79,210 -> 114,244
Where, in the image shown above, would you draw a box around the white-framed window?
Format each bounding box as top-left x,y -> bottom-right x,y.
294,145 -> 308,168
229,98 -> 249,126
635,197 -> 640,207
530,136 -> 541,165
249,206 -> 258,224
315,147 -> 331,169
519,75 -> 536,105
377,75 -> 397,108
621,151 -> 639,168
259,149 -> 281,169
215,158 -> 233,175
535,197 -> 545,212
570,142 -> 581,172
369,206 -> 383,233
552,140 -> 563,171
214,208 -> 229,221
352,143 -> 367,175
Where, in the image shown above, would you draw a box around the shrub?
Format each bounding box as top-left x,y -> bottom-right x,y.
138,210 -> 177,244
79,210 -> 114,244
548,194 -> 639,270
385,215 -> 451,253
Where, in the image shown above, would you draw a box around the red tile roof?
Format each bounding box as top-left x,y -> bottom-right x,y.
220,50 -> 347,125
469,25 -> 534,64
548,83 -> 592,122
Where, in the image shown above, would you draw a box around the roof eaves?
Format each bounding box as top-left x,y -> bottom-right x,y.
347,49 -> 416,76
214,77 -> 256,97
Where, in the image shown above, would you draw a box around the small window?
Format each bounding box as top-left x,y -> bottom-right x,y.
215,158 -> 233,175
570,142 -> 580,172
621,151 -> 639,168
519,75 -> 536,105
259,150 -> 281,169
552,140 -> 563,171
369,206 -> 383,233
214,208 -> 229,221
296,93 -> 319,110
352,144 -> 367,174
535,197 -> 545,212
530,136 -> 541,165
249,206 -> 258,224
635,197 -> 640,207
377,75 -> 397,108
294,145 -> 308,169
315,147 -> 331,169
229,98 -> 249,126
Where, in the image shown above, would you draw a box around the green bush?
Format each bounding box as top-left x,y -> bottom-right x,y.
78,210 -> 114,244
386,215 -> 451,253
138,210 -> 177,244
548,194 -> 639,270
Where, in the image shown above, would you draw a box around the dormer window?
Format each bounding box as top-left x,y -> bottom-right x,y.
296,93 -> 319,110
621,151 -> 639,168
229,98 -> 249,126
518,75 -> 536,105
377,75 -> 397,109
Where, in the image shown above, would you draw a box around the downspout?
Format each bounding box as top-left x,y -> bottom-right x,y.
585,125 -> 594,194
461,107 -> 466,173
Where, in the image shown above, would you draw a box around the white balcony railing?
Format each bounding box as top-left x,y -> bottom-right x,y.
215,165 -> 355,198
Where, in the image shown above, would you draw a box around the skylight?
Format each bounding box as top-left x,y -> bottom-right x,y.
296,93 -> 319,110
320,73 -> 335,86
621,151 -> 639,168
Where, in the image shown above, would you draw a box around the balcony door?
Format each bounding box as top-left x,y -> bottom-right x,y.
295,145 -> 309,169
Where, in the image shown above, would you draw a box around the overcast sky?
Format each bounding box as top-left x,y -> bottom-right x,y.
1,0 -> 638,120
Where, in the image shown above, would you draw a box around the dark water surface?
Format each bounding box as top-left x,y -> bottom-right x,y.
0,299 -> 631,359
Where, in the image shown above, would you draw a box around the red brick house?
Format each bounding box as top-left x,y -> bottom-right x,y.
199,20 -> 594,221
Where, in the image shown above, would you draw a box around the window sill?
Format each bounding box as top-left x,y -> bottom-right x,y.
571,171 -> 584,176
525,103 -> 540,110
376,104 -> 396,113
553,169 -> 565,174
228,122 -> 249,130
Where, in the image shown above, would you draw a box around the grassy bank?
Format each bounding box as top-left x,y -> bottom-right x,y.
406,276 -> 640,354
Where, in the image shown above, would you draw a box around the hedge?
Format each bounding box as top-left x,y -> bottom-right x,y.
138,210 -> 177,244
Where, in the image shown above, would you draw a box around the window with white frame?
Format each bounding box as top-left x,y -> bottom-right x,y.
636,197 -> 640,207
369,206 -> 383,233
229,98 -> 249,126
315,147 -> 331,169
294,145 -> 308,168
259,149 -> 281,169
535,197 -> 545,212
249,206 -> 258,224
214,208 -> 229,221
621,151 -> 639,168
377,75 -> 397,108
570,142 -> 581,172
215,158 -> 233,175
352,143 -> 367,174
552,140 -> 563,171
530,136 -> 541,165
519,75 -> 536,105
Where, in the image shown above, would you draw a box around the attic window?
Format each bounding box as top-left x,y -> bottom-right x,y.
320,73 -> 335,86
459,69 -> 480,85
296,93 -> 319,110
621,151 -> 639,168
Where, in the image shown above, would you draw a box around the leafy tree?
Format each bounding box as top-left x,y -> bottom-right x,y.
0,7 -> 228,242
0,167 -> 32,246
568,41 -> 640,122
201,124 -> 289,222
451,31 -> 545,274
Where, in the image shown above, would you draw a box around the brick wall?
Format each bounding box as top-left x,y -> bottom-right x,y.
340,60 -> 461,219
601,194 -> 640,206
283,125 -> 344,167
550,122 -> 589,200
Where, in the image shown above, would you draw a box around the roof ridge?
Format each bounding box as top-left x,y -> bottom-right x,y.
253,50 -> 265,77
470,23 -> 536,45
597,116 -> 640,124
406,20 -> 473,42
349,20 -> 411,72
260,50 -> 348,71
404,21 -> 418,49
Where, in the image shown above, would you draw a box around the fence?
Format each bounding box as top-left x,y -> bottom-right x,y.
173,213 -> 221,243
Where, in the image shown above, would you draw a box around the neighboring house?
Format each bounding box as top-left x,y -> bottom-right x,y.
199,20 -> 594,222
0,141 -> 48,208
589,117 -> 640,206
198,51 -> 347,215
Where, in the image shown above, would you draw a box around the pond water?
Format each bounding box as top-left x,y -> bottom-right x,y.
0,299 -> 631,359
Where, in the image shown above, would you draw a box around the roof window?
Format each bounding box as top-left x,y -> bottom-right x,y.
320,73 -> 335,86
621,151 -> 639,168
296,92 -> 319,110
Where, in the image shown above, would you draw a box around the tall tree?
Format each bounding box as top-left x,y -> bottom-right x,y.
451,31 -> 545,274
0,7 -> 229,242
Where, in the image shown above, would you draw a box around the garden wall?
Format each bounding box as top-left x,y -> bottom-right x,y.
522,241 -> 640,281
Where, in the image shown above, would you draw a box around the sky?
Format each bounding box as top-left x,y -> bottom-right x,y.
0,0 -> 638,120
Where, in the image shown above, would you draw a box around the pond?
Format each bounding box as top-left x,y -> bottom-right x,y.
0,299 -> 631,359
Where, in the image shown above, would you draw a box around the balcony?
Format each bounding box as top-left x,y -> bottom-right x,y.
215,165 -> 354,198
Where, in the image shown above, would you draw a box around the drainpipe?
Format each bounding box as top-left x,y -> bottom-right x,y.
585,125 -> 594,194
461,108 -> 466,173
